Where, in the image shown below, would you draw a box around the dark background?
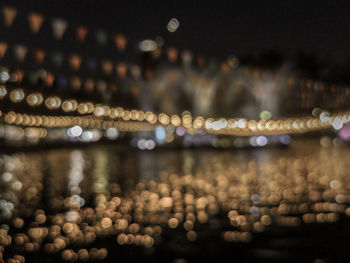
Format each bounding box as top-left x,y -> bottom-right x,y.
3,0 -> 350,59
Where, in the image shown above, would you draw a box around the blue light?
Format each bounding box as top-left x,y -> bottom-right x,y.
155,126 -> 166,142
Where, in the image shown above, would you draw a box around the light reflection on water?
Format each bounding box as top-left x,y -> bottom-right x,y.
1,139 -> 350,262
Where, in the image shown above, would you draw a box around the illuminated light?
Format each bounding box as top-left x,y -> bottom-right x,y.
204,118 -> 214,129
168,218 -> 179,228
137,111 -> 145,121
167,47 -> 178,62
0,85 -> 7,98
14,45 -> 27,62
237,119 -> 247,129
115,107 -> 124,118
27,93 -> 43,106
28,12 -> 44,33
65,211 -> 79,222
165,134 -> 174,143
335,194 -> 345,204
69,54 -> 82,71
105,128 -> 119,140
312,108 -> 322,118
2,172 -> 13,182
117,233 -> 128,245
193,117 -> 204,129
101,217 -> 112,229
75,249 -> 89,261
23,115 -> 30,125
139,39 -> 157,52
210,119 -> 228,131
155,126 -> 166,142
176,126 -> 186,136
84,102 -> 94,114
182,115 -> 192,128
279,135 -> 291,144
182,111 -> 192,117
250,206 -> 260,216
93,106 -> 104,117
131,110 -> 139,120
276,120 -> 283,130
249,136 -> 258,147
167,18 -> 180,32
339,124 -> 350,140
292,120 -> 300,130
166,125 -> 175,134
34,49 -> 46,64
74,26 -> 88,44
145,140 -> 155,150
158,113 -> 170,125
284,120 -> 293,130
62,100 -> 74,112
320,111 -> 330,123
170,114 -> 181,126
0,42 -> 7,58
9,89 -> 25,103
71,194 -> 85,207
128,64 -> 141,79
306,119 -> 313,128
260,110 -> 272,121
137,139 -> 146,150
248,120 -> 258,131
14,114 -> 23,125
331,117 -> 343,130
61,249 -> 73,261
90,129 -> 102,141
256,136 -> 268,146
227,119 -> 236,128
114,34 -> 127,52
67,126 -> 83,137
109,108 -> 118,119
145,111 -> 157,124
2,6 -> 17,28
52,18 -> 68,40
122,110 -> 131,121
5,112 -> 16,124
266,120 -> 276,131
45,96 -> 61,109
103,106 -> 110,116
0,71 -> 10,82
330,180 -> 341,190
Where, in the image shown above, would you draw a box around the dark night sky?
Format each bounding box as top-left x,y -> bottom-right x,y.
3,0 -> 350,59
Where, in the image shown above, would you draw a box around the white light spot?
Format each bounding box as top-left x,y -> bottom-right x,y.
137,139 -> 146,150
67,126 -> 83,137
139,39 -> 157,52
106,128 -> 119,140
256,136 -> 268,146
167,18 -> 180,32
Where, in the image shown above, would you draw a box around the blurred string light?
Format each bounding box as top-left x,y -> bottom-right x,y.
1,85 -> 350,136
